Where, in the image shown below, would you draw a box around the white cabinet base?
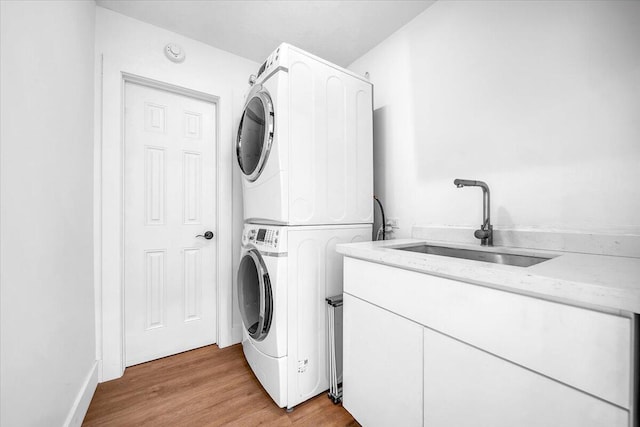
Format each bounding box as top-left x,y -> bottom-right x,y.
342,257 -> 635,427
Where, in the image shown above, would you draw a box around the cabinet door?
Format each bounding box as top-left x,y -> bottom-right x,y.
343,293 -> 423,427
423,327 -> 629,427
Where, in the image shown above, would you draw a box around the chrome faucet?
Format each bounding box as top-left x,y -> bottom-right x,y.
453,179 -> 493,246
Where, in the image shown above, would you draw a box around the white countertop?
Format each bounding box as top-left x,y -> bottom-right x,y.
336,239 -> 640,314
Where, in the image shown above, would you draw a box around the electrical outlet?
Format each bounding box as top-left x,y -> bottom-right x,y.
386,218 -> 399,229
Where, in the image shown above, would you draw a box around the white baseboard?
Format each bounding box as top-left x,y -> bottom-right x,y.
63,361 -> 98,427
231,324 -> 242,346
218,325 -> 243,348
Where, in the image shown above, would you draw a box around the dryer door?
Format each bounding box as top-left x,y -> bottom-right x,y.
236,88 -> 274,182
237,249 -> 273,341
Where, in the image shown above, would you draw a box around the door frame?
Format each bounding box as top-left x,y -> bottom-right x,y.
96,65 -> 233,381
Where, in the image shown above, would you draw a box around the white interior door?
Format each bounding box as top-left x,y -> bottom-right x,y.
124,82 -> 217,366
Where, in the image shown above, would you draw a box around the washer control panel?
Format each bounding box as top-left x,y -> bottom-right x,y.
243,226 -> 280,250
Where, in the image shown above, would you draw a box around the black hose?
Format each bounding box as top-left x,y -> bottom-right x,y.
373,195 -> 385,240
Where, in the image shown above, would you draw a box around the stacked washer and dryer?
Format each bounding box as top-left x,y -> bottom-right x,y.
236,43 -> 373,410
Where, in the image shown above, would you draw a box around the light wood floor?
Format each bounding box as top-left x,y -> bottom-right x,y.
83,344 -> 359,426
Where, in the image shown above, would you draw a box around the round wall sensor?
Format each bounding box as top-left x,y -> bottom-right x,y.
164,43 -> 185,63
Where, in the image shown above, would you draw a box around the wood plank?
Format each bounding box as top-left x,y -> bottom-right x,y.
83,344 -> 358,426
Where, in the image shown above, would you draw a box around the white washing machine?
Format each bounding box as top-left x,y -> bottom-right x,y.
236,43 -> 373,226
237,222 -> 371,409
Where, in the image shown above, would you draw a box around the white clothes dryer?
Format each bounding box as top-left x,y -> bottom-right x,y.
236,43 -> 373,226
237,222 -> 371,410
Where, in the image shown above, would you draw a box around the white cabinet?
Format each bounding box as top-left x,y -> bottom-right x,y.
343,257 -> 635,427
423,328 -> 629,427
343,294 -> 423,427
344,257 -> 632,408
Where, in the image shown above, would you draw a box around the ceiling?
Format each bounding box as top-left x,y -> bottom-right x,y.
95,0 -> 435,67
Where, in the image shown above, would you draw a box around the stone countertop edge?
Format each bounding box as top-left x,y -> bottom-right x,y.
336,239 -> 640,315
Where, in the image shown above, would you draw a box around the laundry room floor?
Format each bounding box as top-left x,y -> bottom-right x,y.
83,344 -> 359,426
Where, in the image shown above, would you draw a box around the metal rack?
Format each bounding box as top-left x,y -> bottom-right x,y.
326,295 -> 343,403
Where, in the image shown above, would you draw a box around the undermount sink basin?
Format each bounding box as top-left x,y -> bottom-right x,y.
394,244 -> 553,267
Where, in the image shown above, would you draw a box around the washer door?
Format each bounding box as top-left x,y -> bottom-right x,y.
236,88 -> 274,182
237,249 -> 273,341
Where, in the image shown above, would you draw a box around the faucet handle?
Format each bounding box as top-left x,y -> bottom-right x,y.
474,225 -> 493,246
474,229 -> 490,239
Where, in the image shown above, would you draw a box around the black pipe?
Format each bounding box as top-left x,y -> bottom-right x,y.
373,195 -> 386,241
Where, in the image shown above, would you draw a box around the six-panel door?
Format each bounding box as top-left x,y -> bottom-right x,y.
124,82 -> 217,366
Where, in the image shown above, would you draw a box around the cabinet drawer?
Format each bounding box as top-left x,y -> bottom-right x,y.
344,257 -> 632,408
423,327 -> 629,427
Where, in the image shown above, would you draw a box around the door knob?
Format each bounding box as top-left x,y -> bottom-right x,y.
196,231 -> 214,240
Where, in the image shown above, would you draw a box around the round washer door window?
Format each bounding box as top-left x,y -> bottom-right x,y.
236,91 -> 274,182
237,249 -> 273,341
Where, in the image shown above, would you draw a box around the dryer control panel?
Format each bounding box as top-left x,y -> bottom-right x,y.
257,45 -> 282,79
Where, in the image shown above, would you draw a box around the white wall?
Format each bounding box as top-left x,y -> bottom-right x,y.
95,7 -> 257,381
349,0 -> 640,237
0,1 -> 97,425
